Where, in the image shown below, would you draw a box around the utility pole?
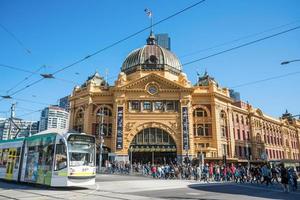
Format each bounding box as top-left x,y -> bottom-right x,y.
7,103 -> 16,140
98,107 -> 105,173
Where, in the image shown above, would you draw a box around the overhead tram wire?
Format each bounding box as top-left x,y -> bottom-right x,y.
0,64 -> 81,97
2,0 -> 207,98
230,70 -> 300,88
6,65 -> 45,94
182,25 -> 300,67
180,19 -> 300,58
0,23 -> 31,54
16,109 -> 43,118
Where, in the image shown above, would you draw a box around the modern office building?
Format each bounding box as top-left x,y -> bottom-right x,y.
68,32 -> 300,164
59,95 -> 70,111
155,33 -> 171,50
39,106 -> 69,132
0,118 -> 39,140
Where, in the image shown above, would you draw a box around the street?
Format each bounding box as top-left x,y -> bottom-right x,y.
0,174 -> 299,200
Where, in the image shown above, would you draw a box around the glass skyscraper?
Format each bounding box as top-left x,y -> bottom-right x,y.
155,33 -> 171,50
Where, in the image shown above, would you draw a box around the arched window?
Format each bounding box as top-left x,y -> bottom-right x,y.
256,133 -> 261,142
74,109 -> 84,132
193,108 -> 207,117
94,107 -> 112,136
131,128 -> 175,145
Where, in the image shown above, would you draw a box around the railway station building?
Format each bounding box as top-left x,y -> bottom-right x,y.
68,33 -> 300,165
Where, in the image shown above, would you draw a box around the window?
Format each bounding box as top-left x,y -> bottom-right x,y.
0,149 -> 8,168
222,144 -> 227,156
236,114 -> 239,123
131,101 -> 140,110
220,111 -> 227,138
221,126 -> 226,137
95,107 -> 113,136
75,109 -> 84,132
166,101 -> 174,111
143,101 -> 152,110
244,147 -> 248,158
237,129 -> 240,140
194,124 -> 210,136
242,130 -> 245,140
55,141 -> 67,171
241,116 -> 244,125
154,101 -> 163,110
247,131 -> 250,140
246,117 -> 249,125
193,108 -> 207,117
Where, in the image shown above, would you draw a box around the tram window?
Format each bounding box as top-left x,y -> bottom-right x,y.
14,148 -> 21,169
0,149 -> 2,167
0,149 -> 8,168
55,142 -> 67,171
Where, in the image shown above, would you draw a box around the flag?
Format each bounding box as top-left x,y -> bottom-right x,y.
144,8 -> 152,18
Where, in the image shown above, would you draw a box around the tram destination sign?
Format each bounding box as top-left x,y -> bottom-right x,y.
68,135 -> 95,143
182,106 -> 190,150
116,106 -> 123,149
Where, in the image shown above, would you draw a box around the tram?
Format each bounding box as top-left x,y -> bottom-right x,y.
0,130 -> 96,187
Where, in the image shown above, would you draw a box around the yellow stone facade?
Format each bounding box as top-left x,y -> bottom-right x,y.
69,35 -> 300,163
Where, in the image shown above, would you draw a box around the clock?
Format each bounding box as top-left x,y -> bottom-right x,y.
148,85 -> 158,95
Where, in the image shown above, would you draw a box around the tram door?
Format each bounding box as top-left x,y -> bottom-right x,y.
5,148 -> 17,180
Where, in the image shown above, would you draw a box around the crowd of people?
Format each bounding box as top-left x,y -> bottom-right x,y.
103,160 -> 299,193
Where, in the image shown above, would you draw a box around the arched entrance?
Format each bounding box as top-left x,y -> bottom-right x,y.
129,128 -> 177,164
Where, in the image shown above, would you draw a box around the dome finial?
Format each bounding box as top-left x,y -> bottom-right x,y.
145,8 -> 155,45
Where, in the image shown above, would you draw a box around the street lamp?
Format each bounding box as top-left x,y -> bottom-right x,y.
130,146 -> 133,174
281,59 -> 300,65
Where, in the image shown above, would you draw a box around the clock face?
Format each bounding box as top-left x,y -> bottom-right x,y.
148,85 -> 158,95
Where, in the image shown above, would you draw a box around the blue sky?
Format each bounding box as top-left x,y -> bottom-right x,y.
0,0 -> 299,121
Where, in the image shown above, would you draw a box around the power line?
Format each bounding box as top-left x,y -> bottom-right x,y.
180,20 -> 300,58
0,23 -> 31,54
230,70 -> 300,88
16,109 -> 42,118
6,65 -> 45,93
0,64 -> 37,74
2,0 -> 207,98
0,63 -> 80,95
182,25 -> 300,66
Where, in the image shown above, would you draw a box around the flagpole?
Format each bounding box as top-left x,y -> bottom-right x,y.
151,14 -> 153,34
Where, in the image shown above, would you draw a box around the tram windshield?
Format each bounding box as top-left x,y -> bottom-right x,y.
67,135 -> 95,167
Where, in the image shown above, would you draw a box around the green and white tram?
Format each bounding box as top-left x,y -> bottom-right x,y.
0,130 -> 96,187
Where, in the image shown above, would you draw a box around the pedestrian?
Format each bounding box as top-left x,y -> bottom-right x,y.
271,166 -> 279,183
280,164 -> 289,193
261,164 -> 271,186
291,167 -> 298,191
